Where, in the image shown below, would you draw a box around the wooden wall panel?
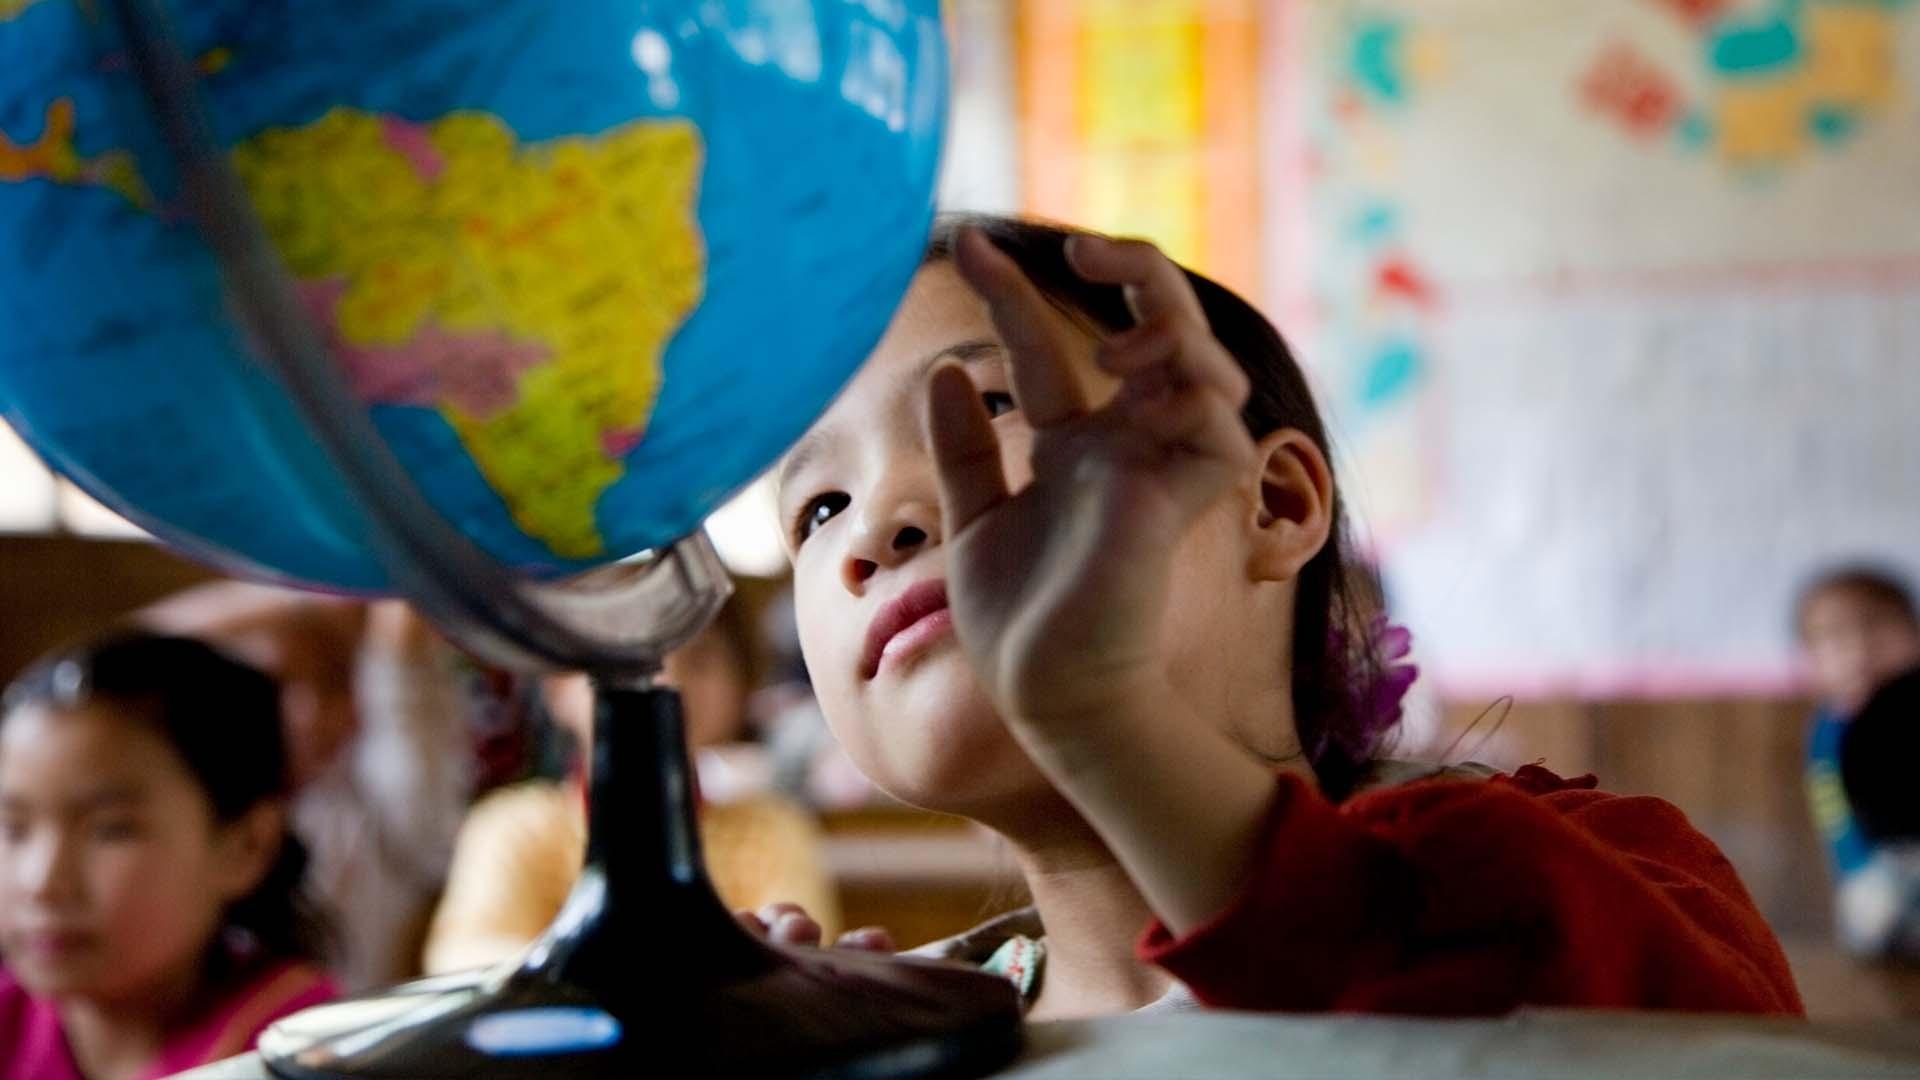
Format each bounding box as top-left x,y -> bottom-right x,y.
0,535 -> 215,682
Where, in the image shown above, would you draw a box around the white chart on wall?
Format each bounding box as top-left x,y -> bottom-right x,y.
1276,0 -> 1920,697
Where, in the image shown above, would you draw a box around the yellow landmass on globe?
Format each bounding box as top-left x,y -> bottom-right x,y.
232,108 -> 705,560
0,0 -> 48,21
0,99 -> 153,209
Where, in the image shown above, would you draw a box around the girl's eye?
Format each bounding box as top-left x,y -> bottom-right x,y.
793,492 -> 850,546
981,391 -> 1016,419
90,818 -> 140,843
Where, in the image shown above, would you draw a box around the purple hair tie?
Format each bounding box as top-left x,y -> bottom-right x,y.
1324,616 -> 1419,761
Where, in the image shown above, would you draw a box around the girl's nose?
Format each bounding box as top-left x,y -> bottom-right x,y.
843,505 -> 939,590
15,828 -> 81,905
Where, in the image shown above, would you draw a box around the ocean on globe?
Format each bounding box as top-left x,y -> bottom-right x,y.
0,0 -> 946,591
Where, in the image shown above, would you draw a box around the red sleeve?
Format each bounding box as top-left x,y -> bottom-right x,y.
1137,766 -> 1804,1016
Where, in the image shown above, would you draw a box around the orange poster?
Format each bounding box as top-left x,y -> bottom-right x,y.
1017,0 -> 1263,299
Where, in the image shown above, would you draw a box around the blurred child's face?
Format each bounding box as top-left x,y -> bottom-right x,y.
218,611 -> 361,789
1802,588 -> 1920,715
777,264 -> 1289,821
663,628 -> 748,749
542,625 -> 747,768
0,704 -> 266,1003
543,672 -> 596,754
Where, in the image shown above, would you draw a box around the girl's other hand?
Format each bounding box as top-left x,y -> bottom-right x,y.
736,903 -> 894,952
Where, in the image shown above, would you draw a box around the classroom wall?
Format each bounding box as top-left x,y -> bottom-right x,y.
1274,0 -> 1920,697
0,535 -> 215,682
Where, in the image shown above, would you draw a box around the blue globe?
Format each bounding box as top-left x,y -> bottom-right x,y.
0,0 -> 945,591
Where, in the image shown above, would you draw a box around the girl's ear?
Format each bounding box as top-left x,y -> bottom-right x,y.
213,801 -> 285,904
1245,428 -> 1334,585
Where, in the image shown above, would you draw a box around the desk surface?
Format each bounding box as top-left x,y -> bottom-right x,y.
183,1008 -> 1920,1079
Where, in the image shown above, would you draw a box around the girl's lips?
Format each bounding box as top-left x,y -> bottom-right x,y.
861,578 -> 951,679
875,607 -> 954,675
17,928 -> 94,960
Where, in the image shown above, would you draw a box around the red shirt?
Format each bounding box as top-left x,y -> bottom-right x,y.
1139,766 -> 1804,1016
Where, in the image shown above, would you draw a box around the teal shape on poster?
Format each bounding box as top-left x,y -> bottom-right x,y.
1808,105 -> 1859,143
1349,201 -> 1401,245
1359,340 -> 1423,410
1710,10 -> 1802,75
1676,110 -> 1714,150
1349,18 -> 1408,104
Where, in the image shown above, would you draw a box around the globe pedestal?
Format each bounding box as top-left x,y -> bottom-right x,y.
259,682 -> 1024,1079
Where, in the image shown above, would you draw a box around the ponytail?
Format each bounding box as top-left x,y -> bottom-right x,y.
224,828 -> 331,964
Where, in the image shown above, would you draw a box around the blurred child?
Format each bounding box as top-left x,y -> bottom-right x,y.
0,635 -> 335,1079
756,586 -> 877,809
1796,566 -> 1920,938
1836,666 -> 1920,961
138,585 -> 475,990
763,214 -> 1800,1018
420,599 -> 839,975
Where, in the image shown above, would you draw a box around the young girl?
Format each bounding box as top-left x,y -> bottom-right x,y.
0,634 -> 337,1079
765,214 -> 1803,1019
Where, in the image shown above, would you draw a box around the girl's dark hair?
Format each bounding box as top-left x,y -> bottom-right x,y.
2,633 -> 328,966
1795,565 -> 1919,639
927,214 -> 1387,798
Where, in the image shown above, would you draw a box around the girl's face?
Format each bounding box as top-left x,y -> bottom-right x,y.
777,263 -> 1294,820
0,703 -> 268,1003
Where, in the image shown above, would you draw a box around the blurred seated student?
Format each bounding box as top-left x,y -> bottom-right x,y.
1836,666 -> 1920,962
670,594 -> 773,803
420,598 -> 839,975
1798,566 -> 1920,938
0,635 -> 335,1079
136,584 -> 477,991
755,586 -> 879,809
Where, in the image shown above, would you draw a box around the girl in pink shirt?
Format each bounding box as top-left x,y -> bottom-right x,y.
0,634 -> 336,1079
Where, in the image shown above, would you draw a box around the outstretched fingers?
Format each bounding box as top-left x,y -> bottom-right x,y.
1069,234 -> 1247,409
1100,322 -> 1254,467
952,227 -> 1089,428
1064,233 -> 1207,328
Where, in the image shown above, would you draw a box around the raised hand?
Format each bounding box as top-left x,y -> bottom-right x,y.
925,228 -> 1257,734
925,228 -> 1290,935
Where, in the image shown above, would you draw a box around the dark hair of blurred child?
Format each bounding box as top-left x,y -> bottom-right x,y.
1832,666 -> 1920,961
1841,667 -> 1920,846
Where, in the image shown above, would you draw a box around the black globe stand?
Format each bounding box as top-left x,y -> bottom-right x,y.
105,0 -> 1025,1075
259,682 -> 1023,1079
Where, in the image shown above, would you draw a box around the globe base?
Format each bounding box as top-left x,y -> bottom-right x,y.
258,947 -> 1024,1079
256,683 -> 1024,1080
